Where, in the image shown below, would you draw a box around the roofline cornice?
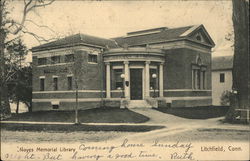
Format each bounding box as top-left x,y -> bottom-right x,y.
31,42 -> 107,52
128,38 -> 213,49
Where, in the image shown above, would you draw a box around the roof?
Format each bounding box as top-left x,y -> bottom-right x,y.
32,24 -> 215,52
31,33 -> 118,52
112,24 -> 215,47
212,56 -> 233,71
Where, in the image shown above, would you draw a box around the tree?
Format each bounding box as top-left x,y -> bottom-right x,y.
5,38 -> 30,113
226,0 -> 249,122
0,0 -> 55,119
8,66 -> 32,113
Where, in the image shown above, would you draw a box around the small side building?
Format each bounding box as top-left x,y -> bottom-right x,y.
212,56 -> 233,106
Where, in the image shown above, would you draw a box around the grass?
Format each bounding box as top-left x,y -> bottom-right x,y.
155,106 -> 229,119
4,108 -> 149,123
152,128 -> 249,142
0,123 -> 164,132
1,130 -> 132,143
1,108 -> 164,132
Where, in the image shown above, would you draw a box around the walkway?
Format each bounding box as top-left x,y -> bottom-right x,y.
1,108 -> 248,131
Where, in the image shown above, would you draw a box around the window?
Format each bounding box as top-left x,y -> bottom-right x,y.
40,78 -> 45,91
65,54 -> 74,63
196,35 -> 201,41
53,77 -> 58,90
192,68 -> 206,90
51,56 -> 60,64
88,54 -> 97,63
150,68 -> 158,90
114,69 -> 123,89
220,73 -> 225,83
52,105 -> 59,109
67,76 -> 73,90
38,58 -> 47,65
202,71 -> 206,89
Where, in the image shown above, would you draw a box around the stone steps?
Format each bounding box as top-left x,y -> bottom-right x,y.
127,100 -> 152,108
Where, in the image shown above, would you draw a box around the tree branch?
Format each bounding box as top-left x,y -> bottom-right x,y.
26,0 -> 55,13
26,19 -> 56,34
12,0 -> 54,35
21,30 -> 56,44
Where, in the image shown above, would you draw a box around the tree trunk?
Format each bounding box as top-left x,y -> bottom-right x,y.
75,80 -> 79,124
28,101 -> 32,112
0,1 -> 11,119
228,0 -> 249,122
16,100 -> 19,114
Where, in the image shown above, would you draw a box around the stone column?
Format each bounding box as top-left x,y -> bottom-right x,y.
105,62 -> 111,98
145,61 -> 150,97
159,62 -> 164,97
124,61 -> 130,98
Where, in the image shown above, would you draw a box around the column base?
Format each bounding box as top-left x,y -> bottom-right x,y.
120,98 -> 130,108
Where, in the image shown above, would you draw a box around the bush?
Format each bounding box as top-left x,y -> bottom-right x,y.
220,90 -> 231,106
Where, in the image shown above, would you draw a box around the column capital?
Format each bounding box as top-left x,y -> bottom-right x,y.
124,61 -> 129,65
105,62 -> 110,65
145,61 -> 151,65
160,62 -> 165,65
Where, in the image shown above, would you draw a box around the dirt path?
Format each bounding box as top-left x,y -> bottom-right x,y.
117,108 -> 250,142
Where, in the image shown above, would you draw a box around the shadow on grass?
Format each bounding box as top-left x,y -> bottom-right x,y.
1,123 -> 164,132
155,106 -> 230,119
197,128 -> 250,133
4,108 -> 149,123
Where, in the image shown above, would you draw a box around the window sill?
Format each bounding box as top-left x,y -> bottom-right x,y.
88,62 -> 98,64
192,89 -> 211,92
37,62 -> 74,67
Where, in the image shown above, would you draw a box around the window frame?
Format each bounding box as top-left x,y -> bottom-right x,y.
65,54 -> 74,63
192,64 -> 207,90
220,73 -> 225,83
67,76 -> 73,90
51,55 -> 61,64
88,54 -> 98,64
114,69 -> 124,90
38,57 -> 47,65
40,78 -> 45,91
53,77 -> 58,91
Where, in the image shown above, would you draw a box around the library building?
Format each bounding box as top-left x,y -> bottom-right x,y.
31,24 -> 215,111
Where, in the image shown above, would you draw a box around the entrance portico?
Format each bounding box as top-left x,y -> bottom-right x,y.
103,47 -> 165,100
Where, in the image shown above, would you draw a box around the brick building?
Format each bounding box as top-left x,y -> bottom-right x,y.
31,24 -> 215,111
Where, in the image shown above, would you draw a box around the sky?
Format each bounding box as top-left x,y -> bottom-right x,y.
9,0 -> 234,62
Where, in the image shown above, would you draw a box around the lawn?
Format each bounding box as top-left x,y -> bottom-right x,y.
155,106 -> 229,119
147,128 -> 249,142
3,108 -> 149,123
1,130 -> 133,143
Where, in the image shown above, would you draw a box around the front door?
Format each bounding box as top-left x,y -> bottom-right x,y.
130,69 -> 143,100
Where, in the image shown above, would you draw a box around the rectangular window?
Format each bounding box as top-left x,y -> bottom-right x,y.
197,69 -> 201,89
150,68 -> 158,90
51,56 -> 60,64
52,105 -> 59,109
88,54 -> 97,63
53,77 -> 58,91
40,78 -> 45,91
220,73 -> 225,83
202,71 -> 206,89
67,76 -> 73,90
38,58 -> 47,65
65,54 -> 74,63
114,69 -> 123,89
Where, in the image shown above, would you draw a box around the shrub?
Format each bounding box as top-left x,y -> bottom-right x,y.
220,90 -> 231,106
